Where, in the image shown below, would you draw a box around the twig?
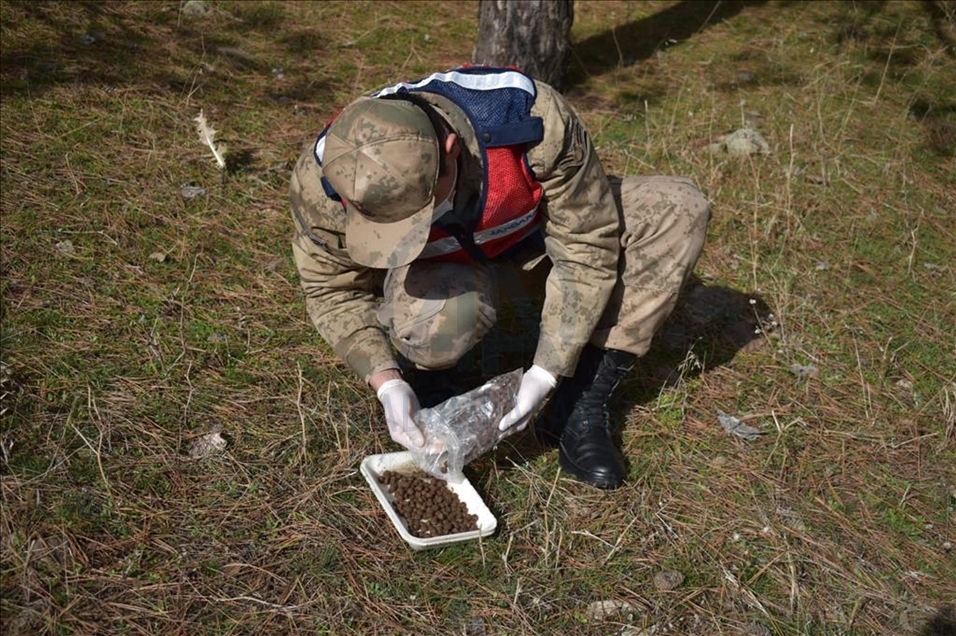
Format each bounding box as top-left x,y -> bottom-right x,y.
297,362 -> 308,461
604,514 -> 640,564
214,595 -> 300,614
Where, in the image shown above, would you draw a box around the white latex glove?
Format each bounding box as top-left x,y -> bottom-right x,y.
376,379 -> 425,449
498,365 -> 558,432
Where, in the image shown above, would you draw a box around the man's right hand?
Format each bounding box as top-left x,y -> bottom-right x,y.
498,364 -> 558,432
376,378 -> 425,449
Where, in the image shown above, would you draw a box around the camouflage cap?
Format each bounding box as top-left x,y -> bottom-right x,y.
322,97 -> 440,269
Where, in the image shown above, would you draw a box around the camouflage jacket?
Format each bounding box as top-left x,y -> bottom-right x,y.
290,80 -> 619,383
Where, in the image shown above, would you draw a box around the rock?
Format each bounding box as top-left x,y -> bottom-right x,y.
789,364 -> 819,378
180,185 -> 207,200
463,617 -> 487,636
585,599 -> 637,622
182,0 -> 210,17
707,128 -> 770,156
148,252 -> 167,263
188,432 -> 227,458
653,569 -> 685,591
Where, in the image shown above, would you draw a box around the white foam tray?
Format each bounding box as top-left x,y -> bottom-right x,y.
360,451 -> 497,550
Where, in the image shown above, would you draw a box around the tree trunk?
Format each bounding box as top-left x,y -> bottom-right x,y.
473,0 -> 574,90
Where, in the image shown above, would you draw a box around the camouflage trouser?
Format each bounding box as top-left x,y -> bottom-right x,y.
376,175 -> 711,371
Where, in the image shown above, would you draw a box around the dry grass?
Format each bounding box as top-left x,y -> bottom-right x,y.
1,1 -> 954,635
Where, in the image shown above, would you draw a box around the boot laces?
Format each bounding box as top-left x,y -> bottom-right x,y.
571,398 -> 610,432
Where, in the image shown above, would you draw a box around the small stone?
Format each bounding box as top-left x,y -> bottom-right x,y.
789,364 -> 819,378
182,0 -> 210,17
895,378 -> 915,392
585,599 -> 636,622
707,128 -> 770,156
463,617 -> 487,636
180,185 -> 207,200
943,541 -> 952,551
737,70 -> 756,84
55,240 -> 75,256
653,569 -> 684,591
188,431 -> 227,458
148,252 -> 167,263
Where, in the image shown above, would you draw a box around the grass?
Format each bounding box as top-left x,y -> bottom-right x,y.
1,0 -> 955,634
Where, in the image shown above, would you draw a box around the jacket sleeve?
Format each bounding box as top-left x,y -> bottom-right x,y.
526,83 -> 620,377
289,147 -> 399,383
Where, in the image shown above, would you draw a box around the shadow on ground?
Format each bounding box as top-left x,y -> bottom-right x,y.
566,0 -> 768,89
920,606 -> 956,636
0,2 -> 330,101
453,270 -> 774,476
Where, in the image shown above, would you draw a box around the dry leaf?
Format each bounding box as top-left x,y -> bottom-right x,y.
717,410 -> 762,441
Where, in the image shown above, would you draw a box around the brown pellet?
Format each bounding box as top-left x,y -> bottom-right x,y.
378,469 -> 479,538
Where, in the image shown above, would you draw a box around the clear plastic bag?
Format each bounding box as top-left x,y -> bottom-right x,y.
410,368 -> 522,483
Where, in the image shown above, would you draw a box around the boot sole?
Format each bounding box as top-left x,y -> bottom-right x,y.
558,449 -> 623,490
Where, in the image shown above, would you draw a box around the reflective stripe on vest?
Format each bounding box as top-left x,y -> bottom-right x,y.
374,69 -> 536,100
419,206 -> 539,259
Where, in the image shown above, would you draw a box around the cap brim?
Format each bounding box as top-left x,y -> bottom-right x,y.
345,199 -> 435,269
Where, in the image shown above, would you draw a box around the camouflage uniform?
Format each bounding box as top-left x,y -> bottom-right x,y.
290,80 -> 710,383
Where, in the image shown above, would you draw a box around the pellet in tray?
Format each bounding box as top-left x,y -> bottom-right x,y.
378,470 -> 479,537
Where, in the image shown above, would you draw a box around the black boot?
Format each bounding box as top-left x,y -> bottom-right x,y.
552,345 -> 636,489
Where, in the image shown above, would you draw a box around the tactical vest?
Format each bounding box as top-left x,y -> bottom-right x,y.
315,66 -> 545,264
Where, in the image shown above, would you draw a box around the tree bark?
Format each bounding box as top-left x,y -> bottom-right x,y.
473,0 -> 574,90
